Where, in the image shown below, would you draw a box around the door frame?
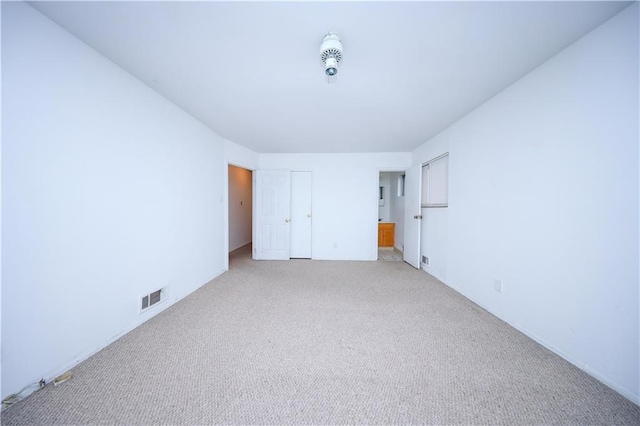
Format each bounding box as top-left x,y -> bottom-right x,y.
224,160 -> 256,271
376,169 -> 409,259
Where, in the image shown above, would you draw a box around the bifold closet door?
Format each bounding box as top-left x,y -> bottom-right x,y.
290,171 -> 312,258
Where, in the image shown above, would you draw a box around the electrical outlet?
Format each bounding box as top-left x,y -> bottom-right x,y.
422,255 -> 429,265
494,279 -> 503,293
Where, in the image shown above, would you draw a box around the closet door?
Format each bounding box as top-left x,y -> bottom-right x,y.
290,171 -> 312,258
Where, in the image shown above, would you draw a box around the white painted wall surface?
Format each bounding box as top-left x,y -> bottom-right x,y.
224,139 -> 259,171
260,153 -> 411,260
413,4 -> 639,402
2,2 -> 226,399
228,165 -> 252,252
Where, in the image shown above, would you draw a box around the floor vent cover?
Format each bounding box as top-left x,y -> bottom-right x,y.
140,288 -> 165,313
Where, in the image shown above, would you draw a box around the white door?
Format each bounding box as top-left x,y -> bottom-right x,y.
254,170 -> 291,260
290,171 -> 312,258
403,164 -> 422,268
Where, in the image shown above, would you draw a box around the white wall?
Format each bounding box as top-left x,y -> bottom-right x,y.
2,2 -> 227,399
260,153 -> 411,260
224,139 -> 259,172
413,4 -> 639,403
228,165 -> 252,252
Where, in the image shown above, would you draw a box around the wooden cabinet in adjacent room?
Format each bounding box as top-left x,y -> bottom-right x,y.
378,222 -> 395,247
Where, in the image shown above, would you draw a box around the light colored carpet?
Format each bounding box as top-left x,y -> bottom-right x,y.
3,244 -> 639,425
378,248 -> 403,261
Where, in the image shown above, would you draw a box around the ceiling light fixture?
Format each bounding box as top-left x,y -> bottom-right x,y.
319,32 -> 343,82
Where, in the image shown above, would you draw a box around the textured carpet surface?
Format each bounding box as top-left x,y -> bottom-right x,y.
3,245 -> 639,425
377,248 -> 403,261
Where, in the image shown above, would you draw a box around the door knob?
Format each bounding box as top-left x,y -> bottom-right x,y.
307,214 -> 311,218
285,218 -> 290,223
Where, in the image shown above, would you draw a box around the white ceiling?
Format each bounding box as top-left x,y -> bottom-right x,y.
29,1 -> 630,154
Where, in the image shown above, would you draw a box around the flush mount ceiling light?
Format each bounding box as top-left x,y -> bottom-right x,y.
319,32 -> 343,82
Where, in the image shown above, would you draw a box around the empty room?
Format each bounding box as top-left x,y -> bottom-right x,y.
2,1 -> 639,424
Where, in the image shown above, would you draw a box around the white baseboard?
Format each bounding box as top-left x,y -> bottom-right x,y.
7,269 -> 226,407
419,266 -> 640,406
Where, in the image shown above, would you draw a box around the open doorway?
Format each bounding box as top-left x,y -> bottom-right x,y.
377,171 -> 405,261
228,164 -> 253,266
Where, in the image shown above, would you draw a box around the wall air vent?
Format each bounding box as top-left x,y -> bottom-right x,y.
140,287 -> 166,313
